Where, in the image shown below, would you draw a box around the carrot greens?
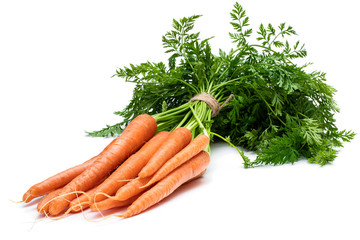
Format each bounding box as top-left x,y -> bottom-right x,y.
87,2 -> 355,167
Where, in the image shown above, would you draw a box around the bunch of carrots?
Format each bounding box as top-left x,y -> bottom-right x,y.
22,114 -> 210,219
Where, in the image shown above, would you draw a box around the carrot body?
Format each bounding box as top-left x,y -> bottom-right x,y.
68,190 -> 91,212
69,186 -> 98,213
89,177 -> 152,212
66,175 -> 108,212
90,170 -> 207,213
69,131 -> 170,211
22,155 -> 97,203
23,137 -> 120,203
90,194 -> 141,212
48,114 -> 157,215
116,176 -> 152,201
37,188 -> 62,213
121,150 -> 210,218
93,166 -> 208,212
138,127 -> 192,179
143,134 -> 209,188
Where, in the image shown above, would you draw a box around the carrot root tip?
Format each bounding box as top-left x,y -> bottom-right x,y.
10,199 -> 26,204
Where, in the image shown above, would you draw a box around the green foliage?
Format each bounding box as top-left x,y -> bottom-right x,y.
255,133 -> 301,166
229,2 -> 252,47
88,2 -> 355,167
87,123 -> 123,138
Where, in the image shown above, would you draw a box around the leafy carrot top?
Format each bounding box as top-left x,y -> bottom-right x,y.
87,2 -> 355,167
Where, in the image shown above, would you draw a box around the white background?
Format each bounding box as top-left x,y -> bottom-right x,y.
1,0 -> 359,239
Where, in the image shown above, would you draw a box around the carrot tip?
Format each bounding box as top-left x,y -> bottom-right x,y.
22,192 -> 36,203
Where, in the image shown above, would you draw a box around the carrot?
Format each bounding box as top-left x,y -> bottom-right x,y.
22,191 -> 35,203
69,186 -> 99,213
142,134 -> 209,188
90,194 -> 141,212
138,127 -> 192,179
39,175 -> 108,214
22,155 -> 97,203
60,175 -> 107,213
68,131 -> 170,211
121,150 -> 210,218
48,114 -> 157,215
92,163 -> 208,212
23,137 -> 121,203
115,176 -> 152,201
193,170 -> 207,180
87,176 -> 153,213
37,188 -> 62,214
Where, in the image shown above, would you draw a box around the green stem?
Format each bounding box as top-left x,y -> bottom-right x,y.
173,110 -> 192,130
210,75 -> 254,93
189,103 -> 209,137
210,131 -> 252,168
153,102 -> 191,121
251,84 -> 287,127
176,78 -> 200,93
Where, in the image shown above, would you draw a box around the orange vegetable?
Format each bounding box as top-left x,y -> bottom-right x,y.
37,188 -> 62,214
142,134 -> 209,188
92,163 -> 207,213
23,136 -> 122,204
116,176 -> 152,201
69,185 -> 100,213
48,114 -> 157,216
22,155 -> 97,203
87,177 -> 150,212
121,150 -> 210,218
68,131 -> 170,211
138,127 -> 192,178
90,194 -> 141,212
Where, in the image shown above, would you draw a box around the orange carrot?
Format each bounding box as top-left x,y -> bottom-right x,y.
194,170 -> 207,180
69,186 -> 99,213
142,134 -> 209,188
90,194 -> 141,212
23,137 -> 121,203
68,131 -> 170,211
121,150 -> 210,218
40,175 -> 108,214
92,164 -> 208,212
37,188 -> 62,214
22,155 -> 97,203
22,191 -> 35,203
115,176 -> 152,201
87,177 -> 151,213
48,114 -> 157,216
138,127 -> 192,178
62,175 -> 108,213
